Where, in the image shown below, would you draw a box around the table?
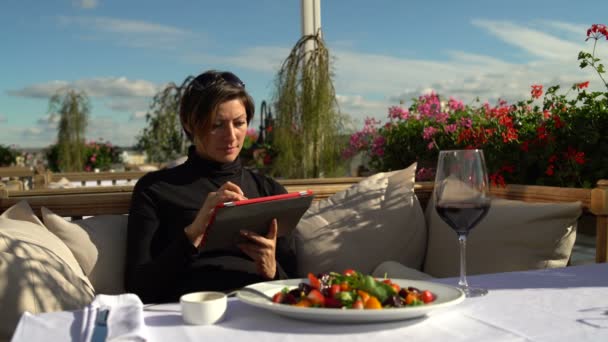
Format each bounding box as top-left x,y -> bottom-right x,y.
12,263 -> 608,341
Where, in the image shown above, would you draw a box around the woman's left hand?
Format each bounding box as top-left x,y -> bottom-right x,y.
238,219 -> 278,279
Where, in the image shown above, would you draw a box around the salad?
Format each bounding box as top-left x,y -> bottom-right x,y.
271,269 -> 436,309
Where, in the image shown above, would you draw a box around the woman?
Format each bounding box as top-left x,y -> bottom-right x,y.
125,70 -> 295,304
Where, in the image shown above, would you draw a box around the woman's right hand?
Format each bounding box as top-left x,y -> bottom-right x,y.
184,181 -> 247,246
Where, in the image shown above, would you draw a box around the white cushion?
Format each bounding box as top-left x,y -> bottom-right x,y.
423,197 -> 581,277
42,208 -> 128,295
295,163 -> 426,276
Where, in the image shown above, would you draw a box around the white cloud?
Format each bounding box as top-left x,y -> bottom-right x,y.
4,115 -> 147,148
72,0 -> 98,9
130,110 -> 148,120
471,19 -> 584,61
182,46 -> 289,73
8,77 -> 161,98
176,19 -> 602,131
106,98 -> 151,113
335,94 -> 390,129
84,116 -> 147,146
313,19 -> 600,127
36,113 -> 61,129
57,15 -> 197,50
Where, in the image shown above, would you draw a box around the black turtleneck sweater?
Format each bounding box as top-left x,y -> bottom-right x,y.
125,147 -> 294,303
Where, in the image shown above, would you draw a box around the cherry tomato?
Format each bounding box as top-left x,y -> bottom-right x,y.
421,290 -> 435,304
340,282 -> 351,291
343,269 -> 356,276
307,289 -> 325,306
329,284 -> 341,297
307,272 -> 321,289
352,299 -> 364,309
272,292 -> 284,303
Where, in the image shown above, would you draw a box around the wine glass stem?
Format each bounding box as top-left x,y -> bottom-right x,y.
458,234 -> 469,290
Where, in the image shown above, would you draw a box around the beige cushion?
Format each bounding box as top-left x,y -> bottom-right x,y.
0,252 -> 94,341
0,202 -> 95,341
423,197 -> 581,277
0,201 -> 91,287
42,208 -> 128,295
372,260 -> 434,281
295,163 -> 426,276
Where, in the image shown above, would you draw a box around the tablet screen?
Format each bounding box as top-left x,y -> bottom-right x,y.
201,191 -> 314,252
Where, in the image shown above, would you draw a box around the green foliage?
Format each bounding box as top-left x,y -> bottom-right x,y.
49,89 -> 90,172
83,140 -> 122,171
271,33 -> 346,178
135,81 -> 189,163
45,144 -> 60,172
45,140 -> 121,172
0,144 -> 18,166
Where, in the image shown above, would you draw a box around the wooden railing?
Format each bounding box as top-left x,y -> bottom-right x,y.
48,171 -> 147,186
1,177 -> 606,263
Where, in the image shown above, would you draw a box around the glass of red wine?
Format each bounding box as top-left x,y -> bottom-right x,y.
434,149 -> 491,297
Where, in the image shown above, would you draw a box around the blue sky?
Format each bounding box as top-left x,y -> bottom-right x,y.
1,0 -> 606,148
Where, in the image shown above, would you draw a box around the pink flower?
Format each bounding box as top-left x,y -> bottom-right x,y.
444,124 -> 457,134
388,106 -> 409,120
460,118 -> 472,129
448,97 -> 464,111
422,126 -> 438,140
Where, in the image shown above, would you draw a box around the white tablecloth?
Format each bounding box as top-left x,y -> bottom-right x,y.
12,263 -> 608,341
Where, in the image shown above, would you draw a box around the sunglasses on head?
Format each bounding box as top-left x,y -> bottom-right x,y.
190,71 -> 245,91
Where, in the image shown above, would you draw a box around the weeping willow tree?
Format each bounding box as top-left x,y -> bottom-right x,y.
49,89 -> 90,172
135,79 -> 190,163
272,33 -> 345,178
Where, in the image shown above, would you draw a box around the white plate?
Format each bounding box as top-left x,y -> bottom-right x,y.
237,278 -> 465,323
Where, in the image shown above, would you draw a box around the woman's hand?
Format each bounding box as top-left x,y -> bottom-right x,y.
238,219 -> 278,279
184,181 -> 247,246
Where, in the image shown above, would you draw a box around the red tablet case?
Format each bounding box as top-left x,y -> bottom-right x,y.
200,190 -> 314,252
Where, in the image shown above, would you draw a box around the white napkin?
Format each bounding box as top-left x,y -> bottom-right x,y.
81,294 -> 148,342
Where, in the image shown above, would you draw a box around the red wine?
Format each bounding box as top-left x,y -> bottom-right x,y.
436,202 -> 490,235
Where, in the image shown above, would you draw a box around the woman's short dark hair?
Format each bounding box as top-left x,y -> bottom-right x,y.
179,70 -> 255,141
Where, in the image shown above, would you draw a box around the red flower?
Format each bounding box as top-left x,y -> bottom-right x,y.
536,126 -> 548,141
545,164 -> 555,176
577,81 -> 590,89
565,147 -> 585,165
489,172 -> 506,187
501,164 -> 515,173
531,84 -> 543,99
548,154 -> 558,163
520,141 -> 529,152
575,152 -> 585,165
553,116 -> 565,129
587,24 -> 608,40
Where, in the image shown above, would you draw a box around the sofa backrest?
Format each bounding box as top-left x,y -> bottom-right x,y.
1,177 -> 607,263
